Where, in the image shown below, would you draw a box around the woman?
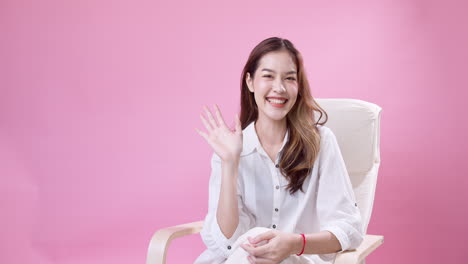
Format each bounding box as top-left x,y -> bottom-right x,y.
194,37 -> 363,264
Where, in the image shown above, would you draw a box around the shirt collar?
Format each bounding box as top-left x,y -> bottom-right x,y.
241,121 -> 290,157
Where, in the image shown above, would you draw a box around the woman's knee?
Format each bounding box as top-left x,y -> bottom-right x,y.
233,227 -> 272,246
237,227 -> 272,243
226,227 -> 273,264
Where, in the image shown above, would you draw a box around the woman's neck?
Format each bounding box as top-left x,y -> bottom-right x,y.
254,118 -> 287,148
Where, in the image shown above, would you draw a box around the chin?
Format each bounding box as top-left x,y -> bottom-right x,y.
265,112 -> 288,121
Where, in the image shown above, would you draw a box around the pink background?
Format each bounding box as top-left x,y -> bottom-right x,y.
2,0 -> 467,263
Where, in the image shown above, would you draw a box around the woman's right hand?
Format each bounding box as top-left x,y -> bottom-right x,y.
196,104 -> 243,164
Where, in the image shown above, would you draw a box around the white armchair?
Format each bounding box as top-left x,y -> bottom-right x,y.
147,99 -> 384,264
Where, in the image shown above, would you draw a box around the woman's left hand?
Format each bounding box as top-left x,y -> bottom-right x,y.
240,230 -> 301,264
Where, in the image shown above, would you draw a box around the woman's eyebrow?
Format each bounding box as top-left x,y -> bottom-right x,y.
261,68 -> 297,75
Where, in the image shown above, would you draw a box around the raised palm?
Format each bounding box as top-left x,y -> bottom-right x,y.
196,105 -> 243,163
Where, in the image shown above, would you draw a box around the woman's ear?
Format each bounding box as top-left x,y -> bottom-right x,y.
246,73 -> 254,93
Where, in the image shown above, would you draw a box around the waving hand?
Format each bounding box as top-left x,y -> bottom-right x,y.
196,105 -> 243,163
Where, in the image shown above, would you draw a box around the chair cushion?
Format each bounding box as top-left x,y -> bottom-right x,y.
315,99 -> 381,178
315,99 -> 382,234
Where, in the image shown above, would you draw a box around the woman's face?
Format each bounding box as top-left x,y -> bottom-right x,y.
246,50 -> 299,123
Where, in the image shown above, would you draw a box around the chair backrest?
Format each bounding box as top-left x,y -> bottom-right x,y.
314,98 -> 382,234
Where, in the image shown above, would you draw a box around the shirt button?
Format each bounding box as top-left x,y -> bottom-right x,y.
275,164 -> 279,168
275,208 -> 279,212
275,185 -> 280,189
227,245 -> 231,250
272,224 -> 276,228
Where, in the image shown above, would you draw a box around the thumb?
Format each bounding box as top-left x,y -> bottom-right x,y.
235,114 -> 242,133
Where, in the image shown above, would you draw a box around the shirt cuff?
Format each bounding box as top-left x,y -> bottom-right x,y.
322,224 -> 350,253
209,214 -> 247,259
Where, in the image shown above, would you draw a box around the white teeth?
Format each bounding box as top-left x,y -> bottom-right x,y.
267,98 -> 286,104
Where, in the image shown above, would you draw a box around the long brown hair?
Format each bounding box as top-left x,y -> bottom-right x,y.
240,37 -> 328,195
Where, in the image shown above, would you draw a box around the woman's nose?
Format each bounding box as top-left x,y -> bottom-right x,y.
272,80 -> 286,93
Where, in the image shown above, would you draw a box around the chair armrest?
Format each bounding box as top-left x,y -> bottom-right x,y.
146,222 -> 383,264
334,234 -> 384,264
146,221 -> 204,264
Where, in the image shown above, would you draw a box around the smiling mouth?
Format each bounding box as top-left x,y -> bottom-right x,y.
266,97 -> 288,104
265,97 -> 288,108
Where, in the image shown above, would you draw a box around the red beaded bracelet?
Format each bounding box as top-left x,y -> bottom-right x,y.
296,233 -> 306,256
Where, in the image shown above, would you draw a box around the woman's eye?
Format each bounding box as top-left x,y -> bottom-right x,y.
263,75 -> 272,78
287,77 -> 296,81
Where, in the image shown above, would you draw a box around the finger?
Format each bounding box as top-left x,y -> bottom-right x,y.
241,243 -> 269,257
251,243 -> 270,257
241,243 -> 254,255
200,114 -> 213,132
250,256 -> 272,264
248,255 -> 274,264
251,231 -> 276,244
195,128 -> 208,140
204,105 -> 218,128
247,237 -> 258,247
214,104 -> 228,129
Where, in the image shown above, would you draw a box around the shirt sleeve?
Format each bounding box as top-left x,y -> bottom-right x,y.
316,128 -> 364,255
199,153 -> 256,259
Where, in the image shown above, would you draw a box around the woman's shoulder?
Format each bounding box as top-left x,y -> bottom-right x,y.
316,124 -> 333,139
315,124 -> 341,151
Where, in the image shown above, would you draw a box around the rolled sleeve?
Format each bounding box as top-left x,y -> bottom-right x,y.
199,153 -> 255,259
316,128 -> 364,254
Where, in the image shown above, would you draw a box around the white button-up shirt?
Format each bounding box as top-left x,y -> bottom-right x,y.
194,121 -> 364,264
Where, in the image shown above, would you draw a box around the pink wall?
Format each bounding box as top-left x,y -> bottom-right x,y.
2,0 -> 467,263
